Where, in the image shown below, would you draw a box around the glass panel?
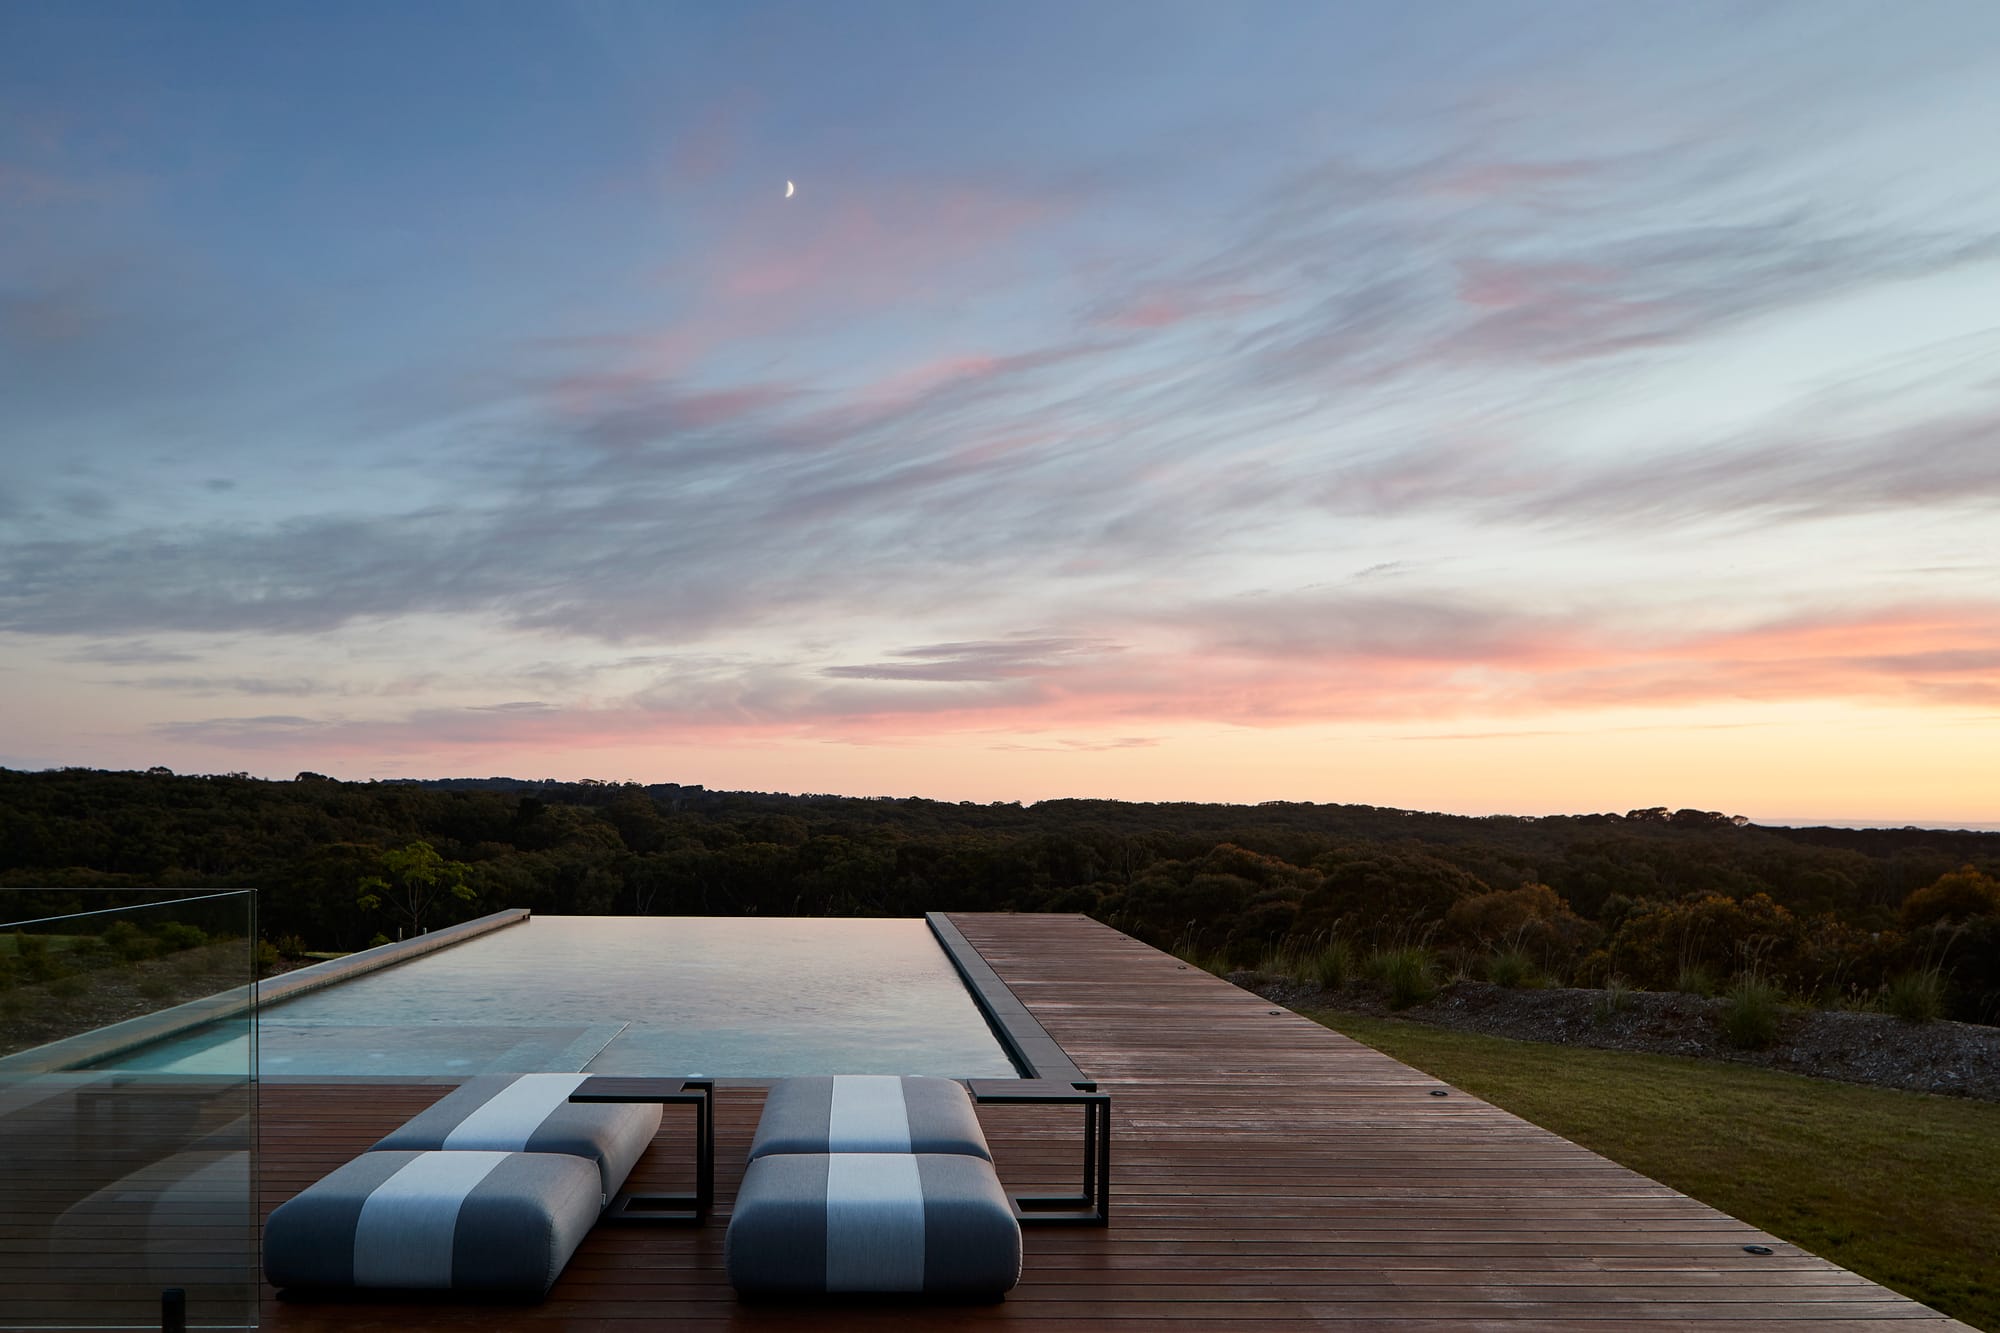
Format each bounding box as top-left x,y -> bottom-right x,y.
0,889 -> 259,1329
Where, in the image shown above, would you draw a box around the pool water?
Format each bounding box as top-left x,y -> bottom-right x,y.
104,917 -> 1020,1078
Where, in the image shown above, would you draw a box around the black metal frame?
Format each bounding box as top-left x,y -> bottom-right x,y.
569,1076 -> 714,1223
967,1079 -> 1110,1226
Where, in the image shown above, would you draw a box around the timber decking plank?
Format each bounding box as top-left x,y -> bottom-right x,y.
20,911 -> 1960,1330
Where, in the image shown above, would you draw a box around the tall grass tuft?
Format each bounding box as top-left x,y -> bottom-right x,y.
1675,964 -> 1718,997
1719,975 -> 1784,1050
1372,946 -> 1437,1010
1308,940 -> 1354,992
1169,923 -> 1229,976
1485,948 -> 1539,989
1595,975 -> 1634,1020
1254,941 -> 1305,979
1883,968 -> 1947,1024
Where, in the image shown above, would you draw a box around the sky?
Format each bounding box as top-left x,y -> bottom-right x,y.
3,2 -> 1998,824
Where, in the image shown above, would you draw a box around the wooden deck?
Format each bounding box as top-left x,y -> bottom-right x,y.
81,912 -> 1984,1329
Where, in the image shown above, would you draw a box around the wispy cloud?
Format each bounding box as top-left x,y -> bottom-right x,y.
1512,403 -> 2000,526
110,675 -> 323,697
13,6 -> 2000,800
145,597 -> 2000,761
823,638 -> 1110,683
63,641 -> 200,666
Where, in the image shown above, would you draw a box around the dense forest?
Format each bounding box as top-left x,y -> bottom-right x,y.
3,767 -> 1996,1023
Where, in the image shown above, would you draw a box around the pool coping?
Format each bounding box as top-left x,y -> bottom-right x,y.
926,911 -> 1090,1085
254,914 -> 1092,1088
12,910 -> 1088,1086
0,908 -> 530,1074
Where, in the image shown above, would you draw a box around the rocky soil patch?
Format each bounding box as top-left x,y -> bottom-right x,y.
1238,973 -> 2000,1102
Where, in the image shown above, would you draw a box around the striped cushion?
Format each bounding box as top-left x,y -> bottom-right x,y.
748,1076 -> 990,1162
264,1150 -> 599,1294
725,1153 -> 1021,1297
371,1073 -> 661,1204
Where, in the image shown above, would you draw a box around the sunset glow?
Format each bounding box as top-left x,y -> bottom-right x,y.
3,3 -> 1997,825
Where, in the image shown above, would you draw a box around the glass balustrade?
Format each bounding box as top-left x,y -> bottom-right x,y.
0,888 -> 259,1329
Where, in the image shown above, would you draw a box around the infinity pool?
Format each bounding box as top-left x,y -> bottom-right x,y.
103,916 -> 1019,1078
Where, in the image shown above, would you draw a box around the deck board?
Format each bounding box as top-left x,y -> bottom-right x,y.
86,912 -> 1972,1329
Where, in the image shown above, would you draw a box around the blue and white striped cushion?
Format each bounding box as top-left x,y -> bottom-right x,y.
725,1152 -> 1021,1296
748,1076 -> 991,1161
264,1149 -> 600,1294
372,1073 -> 660,1204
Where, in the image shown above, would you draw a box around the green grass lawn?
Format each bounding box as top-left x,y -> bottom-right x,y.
1306,1010 -> 2000,1332
0,932 -> 83,954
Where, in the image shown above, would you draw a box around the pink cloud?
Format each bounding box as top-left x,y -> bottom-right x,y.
152,602 -> 2000,764
1425,159 -> 1595,200
1091,284 -> 1272,331
1454,258 -> 1622,309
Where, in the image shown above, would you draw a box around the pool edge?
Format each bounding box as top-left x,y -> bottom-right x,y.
0,908 -> 530,1074
926,911 -> 1089,1085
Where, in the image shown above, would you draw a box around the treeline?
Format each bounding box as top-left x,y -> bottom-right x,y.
2,767 -> 1995,1021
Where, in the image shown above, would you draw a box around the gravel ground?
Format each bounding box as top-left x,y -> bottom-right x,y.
1242,973 -> 2000,1102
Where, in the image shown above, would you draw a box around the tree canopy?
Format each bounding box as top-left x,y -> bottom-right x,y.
2,768 -> 1994,1021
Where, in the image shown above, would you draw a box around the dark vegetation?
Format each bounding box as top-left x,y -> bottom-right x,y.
3,767 -> 1997,1024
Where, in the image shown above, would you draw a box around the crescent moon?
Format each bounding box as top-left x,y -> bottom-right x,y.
784,180 -> 795,198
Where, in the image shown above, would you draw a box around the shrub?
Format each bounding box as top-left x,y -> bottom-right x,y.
1883,968 -> 1947,1024
1373,947 -> 1437,1010
49,973 -> 88,1000
137,974 -> 177,1001
276,933 -> 308,958
1612,892 -> 1800,991
152,922 -> 208,952
1298,848 -> 1484,944
1901,866 -> 2000,930
65,937 -> 109,969
1486,948 -> 1539,989
1719,976 -> 1784,1050
103,920 -> 156,962
1447,883 -> 1600,973
12,933 -> 55,983
1793,913 -> 1898,999
256,940 -> 282,974
1596,976 -> 1634,1019
1570,947 -> 1614,988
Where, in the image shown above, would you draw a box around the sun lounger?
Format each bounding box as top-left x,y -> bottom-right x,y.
264,1073 -> 662,1295
726,1075 -> 1021,1299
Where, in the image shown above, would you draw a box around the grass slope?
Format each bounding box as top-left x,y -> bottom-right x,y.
1308,1010 -> 1999,1332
